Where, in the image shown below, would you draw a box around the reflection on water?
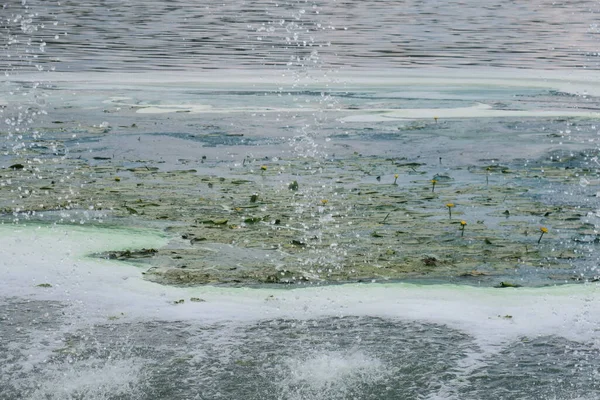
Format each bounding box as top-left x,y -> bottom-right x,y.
3,0 -> 600,73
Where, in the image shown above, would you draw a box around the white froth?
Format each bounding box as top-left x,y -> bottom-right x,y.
339,102 -> 598,122
5,67 -> 600,96
27,359 -> 147,400
284,349 -> 386,387
1,223 -> 599,350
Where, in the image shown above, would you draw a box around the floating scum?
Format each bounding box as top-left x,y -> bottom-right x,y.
2,222 -> 600,347
0,138 -> 596,287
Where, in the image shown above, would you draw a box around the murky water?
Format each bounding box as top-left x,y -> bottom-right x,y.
0,224 -> 598,399
4,299 -> 599,400
3,1 -> 600,399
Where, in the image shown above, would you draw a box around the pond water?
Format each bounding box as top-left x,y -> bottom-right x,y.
2,1 -> 600,399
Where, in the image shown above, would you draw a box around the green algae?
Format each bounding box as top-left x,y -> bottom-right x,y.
2,136 -> 599,287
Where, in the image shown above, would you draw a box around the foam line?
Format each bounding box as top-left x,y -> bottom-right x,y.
1,223 -> 598,349
5,67 -> 600,96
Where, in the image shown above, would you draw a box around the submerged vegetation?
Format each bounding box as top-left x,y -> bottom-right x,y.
1,121 -> 599,288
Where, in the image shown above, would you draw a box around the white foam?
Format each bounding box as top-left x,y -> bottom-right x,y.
278,349 -> 388,400
27,358 -> 147,400
1,223 -> 599,350
285,349 -> 385,386
7,67 -> 600,95
339,102 -> 597,122
5,67 -> 600,95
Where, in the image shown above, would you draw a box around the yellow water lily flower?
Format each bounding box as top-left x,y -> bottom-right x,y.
460,220 -> 467,236
538,227 -> 548,244
446,203 -> 454,219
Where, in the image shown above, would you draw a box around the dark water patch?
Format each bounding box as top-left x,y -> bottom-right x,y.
146,131 -> 285,147
330,130 -> 413,142
461,336 -> 600,400
2,315 -> 476,399
4,310 -> 599,399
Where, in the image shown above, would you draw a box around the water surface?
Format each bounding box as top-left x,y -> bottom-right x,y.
3,0 -> 600,73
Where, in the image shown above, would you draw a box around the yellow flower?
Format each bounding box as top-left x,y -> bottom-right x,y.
460,220 -> 467,226
260,165 -> 267,171
321,199 -> 328,205
394,174 -> 399,179
430,179 -> 438,193
538,227 -> 548,244
446,203 -> 455,219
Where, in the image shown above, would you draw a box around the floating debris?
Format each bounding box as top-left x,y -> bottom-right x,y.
190,297 -> 206,302
496,282 -> 522,288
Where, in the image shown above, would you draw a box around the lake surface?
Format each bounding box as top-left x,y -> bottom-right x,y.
3,0 -> 600,73
2,1 -> 600,399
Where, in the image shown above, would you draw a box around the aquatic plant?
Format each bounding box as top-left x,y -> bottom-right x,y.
497,282 -> 521,288
446,203 -> 454,219
393,174 -> 399,185
538,227 -> 548,244
321,199 -> 329,205
460,220 -> 466,237
190,297 -> 206,302
382,212 -> 391,224
260,165 -> 267,175
431,179 -> 437,192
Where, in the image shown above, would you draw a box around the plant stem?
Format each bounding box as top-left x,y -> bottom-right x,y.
537,232 -> 545,244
